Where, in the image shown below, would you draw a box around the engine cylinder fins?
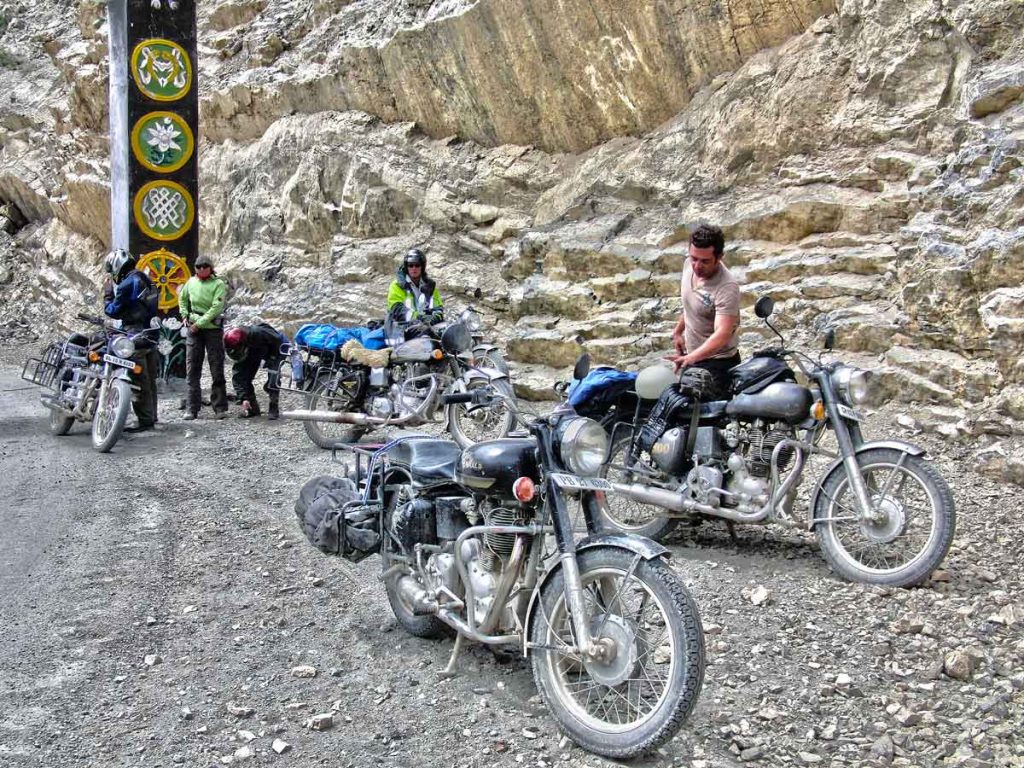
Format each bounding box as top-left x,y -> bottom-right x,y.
748,427 -> 795,478
482,504 -> 524,559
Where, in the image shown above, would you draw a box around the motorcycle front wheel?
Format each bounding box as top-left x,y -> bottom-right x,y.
592,436 -> 679,542
530,547 -> 705,758
303,369 -> 366,449
445,378 -> 516,448
813,447 -> 956,587
91,378 -> 131,453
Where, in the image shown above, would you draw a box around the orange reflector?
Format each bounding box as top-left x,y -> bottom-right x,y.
432,349 -> 444,360
132,364 -> 142,374
88,351 -> 100,362
513,476 -> 535,503
811,401 -> 826,420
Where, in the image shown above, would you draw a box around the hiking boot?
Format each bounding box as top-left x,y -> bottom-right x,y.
183,412 -> 197,421
125,423 -> 156,433
268,403 -> 280,421
214,411 -> 228,420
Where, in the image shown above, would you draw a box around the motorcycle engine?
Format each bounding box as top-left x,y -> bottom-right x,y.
387,363 -> 437,419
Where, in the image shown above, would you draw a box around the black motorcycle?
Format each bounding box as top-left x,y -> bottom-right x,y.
294,364 -> 705,758
571,297 -> 956,588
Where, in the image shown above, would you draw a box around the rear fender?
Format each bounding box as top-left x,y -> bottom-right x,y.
521,535 -> 669,656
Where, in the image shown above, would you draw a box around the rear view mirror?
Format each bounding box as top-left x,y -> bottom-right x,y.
572,353 -> 591,381
754,296 -> 775,319
824,328 -> 835,351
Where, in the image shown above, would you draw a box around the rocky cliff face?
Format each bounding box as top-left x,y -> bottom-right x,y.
1,0 -> 1023,475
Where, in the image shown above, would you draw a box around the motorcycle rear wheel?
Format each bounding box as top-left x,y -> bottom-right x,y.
49,407 -> 74,436
303,371 -> 366,450
813,447 -> 956,587
592,436 -> 679,542
530,547 -> 705,758
91,378 -> 131,453
382,481 -> 451,639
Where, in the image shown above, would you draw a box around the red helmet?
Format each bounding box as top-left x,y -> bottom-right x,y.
224,327 -> 247,350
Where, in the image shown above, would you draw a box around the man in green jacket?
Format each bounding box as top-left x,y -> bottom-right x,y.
178,254 -> 229,420
386,249 -> 444,325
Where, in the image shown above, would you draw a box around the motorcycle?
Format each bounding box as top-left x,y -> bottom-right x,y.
572,296 -> 956,588
21,313 -> 158,452
293,364 -> 705,758
284,307 -> 516,449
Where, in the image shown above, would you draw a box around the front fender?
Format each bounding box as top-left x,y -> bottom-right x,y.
807,440 -> 927,528
462,366 -> 509,384
521,535 -> 669,656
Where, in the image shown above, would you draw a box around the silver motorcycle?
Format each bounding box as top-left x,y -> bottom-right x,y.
573,297 -> 956,588
286,307 -> 516,449
22,313 -> 157,452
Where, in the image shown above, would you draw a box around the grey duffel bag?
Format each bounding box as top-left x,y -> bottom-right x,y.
294,476 -> 379,562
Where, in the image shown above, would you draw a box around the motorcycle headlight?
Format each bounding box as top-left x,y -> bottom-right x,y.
461,309 -> 483,333
558,417 -> 608,478
110,336 -> 135,359
831,365 -> 874,406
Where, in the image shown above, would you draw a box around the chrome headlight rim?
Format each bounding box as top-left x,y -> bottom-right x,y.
831,365 -> 873,406
558,417 -> 608,478
460,309 -> 483,333
110,336 -> 136,359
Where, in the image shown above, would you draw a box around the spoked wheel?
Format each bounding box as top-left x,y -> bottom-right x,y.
530,548 -> 705,758
592,436 -> 679,542
302,368 -> 366,449
91,378 -> 131,453
813,447 -> 955,587
445,379 -> 516,448
382,481 -> 451,639
49,407 -> 75,436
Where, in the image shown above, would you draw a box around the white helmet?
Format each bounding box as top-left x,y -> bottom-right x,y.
106,249 -> 134,280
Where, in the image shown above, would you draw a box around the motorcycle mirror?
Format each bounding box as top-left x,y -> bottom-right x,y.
824,328 -> 836,351
572,353 -> 591,381
754,296 -> 775,319
473,287 -> 482,299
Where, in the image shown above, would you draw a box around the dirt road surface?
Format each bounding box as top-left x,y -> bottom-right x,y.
1,354 -> 1021,768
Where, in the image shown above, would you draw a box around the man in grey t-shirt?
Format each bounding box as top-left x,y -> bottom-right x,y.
666,223 -> 741,396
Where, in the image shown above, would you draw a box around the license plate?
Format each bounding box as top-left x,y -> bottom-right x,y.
836,403 -> 864,422
103,353 -> 135,369
549,473 -> 613,492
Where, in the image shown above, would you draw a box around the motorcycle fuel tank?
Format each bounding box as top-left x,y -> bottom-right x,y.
455,438 -> 539,497
391,337 -> 435,363
726,382 -> 813,424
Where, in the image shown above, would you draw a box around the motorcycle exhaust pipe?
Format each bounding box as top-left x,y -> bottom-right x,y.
608,482 -> 771,524
395,575 -> 438,616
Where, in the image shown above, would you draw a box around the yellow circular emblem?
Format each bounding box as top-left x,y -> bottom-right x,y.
131,39 -> 193,102
133,180 -> 195,241
137,249 -> 192,311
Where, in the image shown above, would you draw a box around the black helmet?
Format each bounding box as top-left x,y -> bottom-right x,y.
403,248 -> 426,269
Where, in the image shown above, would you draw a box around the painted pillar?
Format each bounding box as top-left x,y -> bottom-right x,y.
124,0 -> 198,378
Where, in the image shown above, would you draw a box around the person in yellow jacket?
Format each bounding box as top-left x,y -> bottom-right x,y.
386,249 -> 443,325
177,254 -> 229,420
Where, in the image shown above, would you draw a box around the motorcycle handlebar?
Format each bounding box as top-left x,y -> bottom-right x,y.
441,392 -> 475,405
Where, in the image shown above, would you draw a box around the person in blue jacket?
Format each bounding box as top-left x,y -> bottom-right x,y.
103,249 -> 159,432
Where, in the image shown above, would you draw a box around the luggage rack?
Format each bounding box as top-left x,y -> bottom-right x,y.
20,340 -> 85,391
275,342 -> 347,398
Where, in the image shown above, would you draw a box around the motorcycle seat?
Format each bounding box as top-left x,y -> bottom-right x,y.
387,439 -> 462,486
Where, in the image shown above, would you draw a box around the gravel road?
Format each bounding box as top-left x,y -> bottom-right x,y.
1,348 -> 1021,768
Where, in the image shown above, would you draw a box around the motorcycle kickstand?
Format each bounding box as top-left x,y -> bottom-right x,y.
726,521 -> 739,546
438,633 -> 466,679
